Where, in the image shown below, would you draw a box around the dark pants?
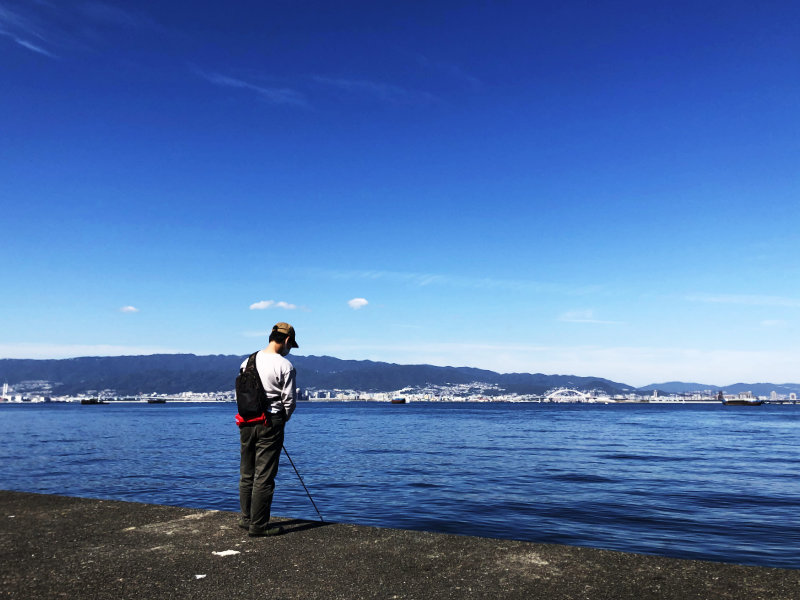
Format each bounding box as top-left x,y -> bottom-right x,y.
239,414 -> 285,531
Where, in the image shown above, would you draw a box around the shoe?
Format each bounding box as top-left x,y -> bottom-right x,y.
248,525 -> 283,537
237,519 -> 250,530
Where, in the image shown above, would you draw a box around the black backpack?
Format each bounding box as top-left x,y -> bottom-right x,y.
235,352 -> 268,419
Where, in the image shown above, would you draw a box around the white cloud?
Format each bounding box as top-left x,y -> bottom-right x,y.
0,1 -> 156,58
119,305 -> 140,313
198,71 -> 308,107
249,300 -> 297,310
12,36 -> 55,57
308,268 -> 603,296
348,298 -> 369,310
76,2 -> 156,29
0,4 -> 55,57
413,53 -> 482,89
312,76 -> 441,105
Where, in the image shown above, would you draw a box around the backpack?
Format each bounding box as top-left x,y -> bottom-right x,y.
235,352 -> 268,419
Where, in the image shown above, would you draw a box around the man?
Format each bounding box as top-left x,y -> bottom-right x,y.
237,322 -> 298,537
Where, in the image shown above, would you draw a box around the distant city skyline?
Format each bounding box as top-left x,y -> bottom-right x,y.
2,1 -> 799,387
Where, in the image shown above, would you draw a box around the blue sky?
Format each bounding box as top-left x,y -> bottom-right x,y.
2,1 -> 798,386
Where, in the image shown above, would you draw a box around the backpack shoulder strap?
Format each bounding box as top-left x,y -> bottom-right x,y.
246,352 -> 265,394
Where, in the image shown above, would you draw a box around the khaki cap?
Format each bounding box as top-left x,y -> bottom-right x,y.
273,322 -> 299,348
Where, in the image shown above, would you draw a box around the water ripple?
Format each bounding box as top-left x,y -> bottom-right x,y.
1,401 -> 798,569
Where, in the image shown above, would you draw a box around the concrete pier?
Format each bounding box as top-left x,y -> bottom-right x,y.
1,490 -> 797,599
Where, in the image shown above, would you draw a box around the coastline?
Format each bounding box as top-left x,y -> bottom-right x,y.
2,490 -> 797,599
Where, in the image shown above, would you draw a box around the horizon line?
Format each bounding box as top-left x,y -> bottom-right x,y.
1,352 -> 796,389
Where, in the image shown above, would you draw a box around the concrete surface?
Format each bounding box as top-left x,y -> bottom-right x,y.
1,490 -> 797,599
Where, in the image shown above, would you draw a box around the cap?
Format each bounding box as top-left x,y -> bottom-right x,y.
273,322 -> 299,348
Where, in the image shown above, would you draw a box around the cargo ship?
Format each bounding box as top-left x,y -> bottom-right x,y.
722,399 -> 764,406
718,391 -> 763,406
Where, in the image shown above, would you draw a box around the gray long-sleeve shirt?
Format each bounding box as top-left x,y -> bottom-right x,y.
239,351 -> 296,420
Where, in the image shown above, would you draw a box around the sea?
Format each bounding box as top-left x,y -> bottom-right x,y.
0,401 -> 798,569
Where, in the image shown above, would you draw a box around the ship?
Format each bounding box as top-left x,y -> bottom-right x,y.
718,391 -> 763,406
722,399 -> 764,406
80,398 -> 106,405
390,397 -> 407,404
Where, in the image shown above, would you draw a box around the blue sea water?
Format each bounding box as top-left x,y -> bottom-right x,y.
0,401 -> 798,568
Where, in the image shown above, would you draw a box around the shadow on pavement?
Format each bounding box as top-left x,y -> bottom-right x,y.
276,518 -> 333,535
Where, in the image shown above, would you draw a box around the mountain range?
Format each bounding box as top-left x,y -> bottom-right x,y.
0,354 -> 798,397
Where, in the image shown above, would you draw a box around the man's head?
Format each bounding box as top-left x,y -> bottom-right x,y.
269,322 -> 299,356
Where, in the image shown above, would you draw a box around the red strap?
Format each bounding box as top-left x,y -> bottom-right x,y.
235,413 -> 268,427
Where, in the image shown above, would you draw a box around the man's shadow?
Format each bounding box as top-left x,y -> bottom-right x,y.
275,518 -> 332,535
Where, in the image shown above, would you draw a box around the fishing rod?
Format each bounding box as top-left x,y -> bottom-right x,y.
282,445 -> 325,523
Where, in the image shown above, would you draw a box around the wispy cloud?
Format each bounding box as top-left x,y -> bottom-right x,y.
348,298 -> 368,310
413,52 -> 482,89
558,309 -> 621,325
0,1 -> 160,58
195,65 -> 445,110
198,71 -> 309,107
687,294 -> 800,308
76,2 -> 157,29
312,76 -> 441,106
0,2 -> 55,57
0,4 -> 43,36
250,300 -> 297,310
307,268 -> 603,296
10,35 -> 55,56
119,305 -> 140,313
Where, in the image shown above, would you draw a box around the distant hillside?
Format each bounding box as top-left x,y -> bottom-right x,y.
638,382 -> 716,394
294,355 -> 635,395
0,354 -> 634,396
1,354 -> 796,397
0,355 -> 240,395
722,382 -> 800,396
